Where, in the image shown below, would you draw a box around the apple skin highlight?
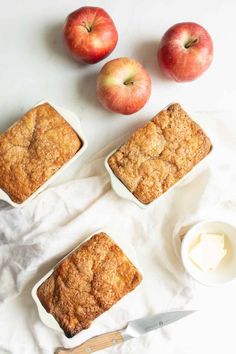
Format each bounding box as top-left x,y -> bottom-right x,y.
158,22 -> 213,82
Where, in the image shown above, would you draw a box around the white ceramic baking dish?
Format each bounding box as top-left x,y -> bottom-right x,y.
0,100 -> 88,208
105,107 -> 214,209
32,229 -> 141,335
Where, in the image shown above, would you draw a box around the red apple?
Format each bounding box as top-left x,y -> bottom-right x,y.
96,57 -> 151,115
63,7 -> 118,64
158,22 -> 213,82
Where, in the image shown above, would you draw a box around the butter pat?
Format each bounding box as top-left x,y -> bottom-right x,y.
189,233 -> 227,272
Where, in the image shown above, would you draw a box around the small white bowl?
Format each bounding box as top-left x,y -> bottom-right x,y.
181,220 -> 236,286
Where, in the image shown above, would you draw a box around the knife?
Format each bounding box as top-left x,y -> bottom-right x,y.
56,310 -> 195,354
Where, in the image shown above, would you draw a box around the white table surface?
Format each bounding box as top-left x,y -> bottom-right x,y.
1,0 -> 236,353
1,0 -> 236,185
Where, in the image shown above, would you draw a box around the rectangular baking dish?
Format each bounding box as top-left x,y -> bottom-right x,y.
105,107 -> 214,209
0,100 -> 88,208
31,229 -> 141,335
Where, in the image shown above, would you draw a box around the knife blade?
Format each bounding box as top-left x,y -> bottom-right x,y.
56,310 -> 195,354
121,310 -> 196,340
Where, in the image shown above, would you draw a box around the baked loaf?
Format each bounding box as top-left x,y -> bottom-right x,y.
108,103 -> 212,204
37,232 -> 142,338
0,103 -> 81,203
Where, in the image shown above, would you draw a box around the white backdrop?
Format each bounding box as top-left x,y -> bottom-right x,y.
1,0 -> 236,180
1,1 -> 236,353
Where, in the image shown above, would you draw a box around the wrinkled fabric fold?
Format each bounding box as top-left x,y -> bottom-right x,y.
0,111 -> 236,354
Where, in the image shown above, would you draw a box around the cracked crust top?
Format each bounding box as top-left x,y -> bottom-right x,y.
0,103 -> 81,203
37,232 -> 142,338
108,103 -> 212,204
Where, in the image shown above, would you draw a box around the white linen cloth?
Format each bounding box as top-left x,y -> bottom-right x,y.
0,111 -> 236,354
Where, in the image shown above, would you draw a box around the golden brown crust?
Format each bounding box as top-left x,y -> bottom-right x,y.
0,103 -> 81,203
37,232 -> 142,338
108,103 -> 212,204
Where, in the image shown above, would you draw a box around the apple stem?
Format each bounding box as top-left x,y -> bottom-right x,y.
124,79 -> 134,86
184,37 -> 198,48
82,21 -> 92,32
